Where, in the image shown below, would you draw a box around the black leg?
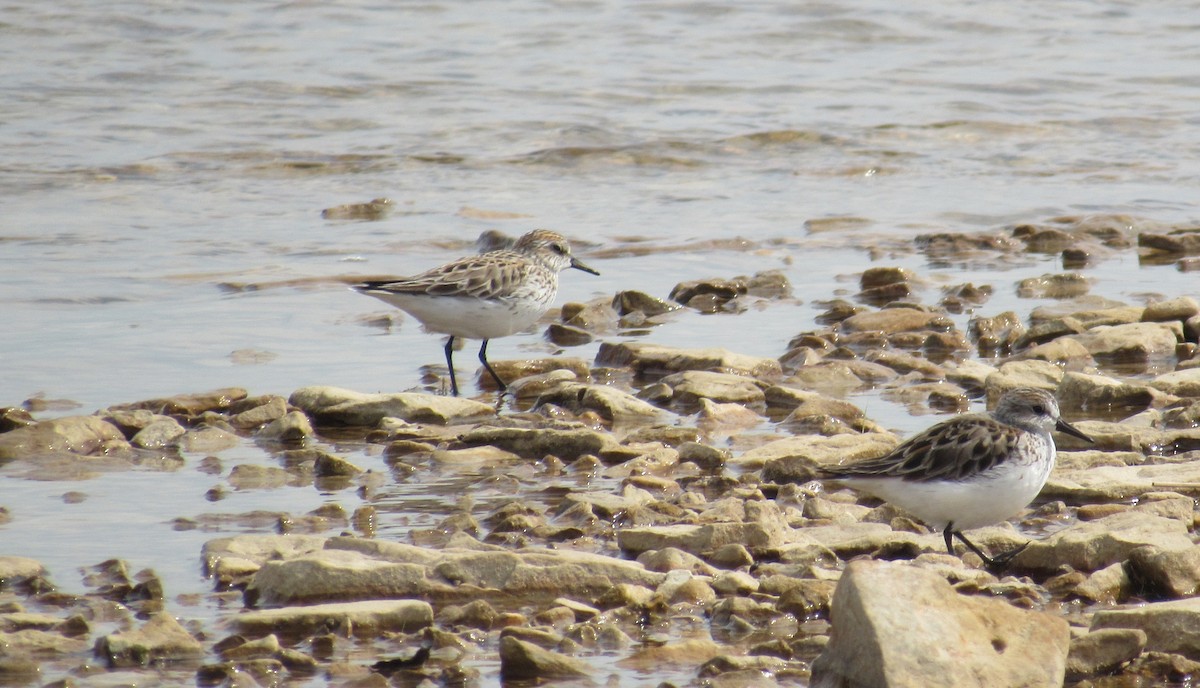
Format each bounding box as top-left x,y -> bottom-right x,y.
443,336 -> 459,397
952,530 -> 1028,571
477,340 -> 507,392
942,525 -> 955,556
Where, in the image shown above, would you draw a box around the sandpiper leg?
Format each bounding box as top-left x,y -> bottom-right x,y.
477,339 -> 507,392
444,336 -> 460,396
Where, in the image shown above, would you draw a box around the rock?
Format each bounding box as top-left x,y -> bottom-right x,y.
1013,317 -> 1088,349
456,426 -> 632,463
1127,545 -> 1200,598
0,557 -> 47,587
1056,372 -> 1157,412
617,638 -> 725,671
0,629 -> 90,656
1143,296 -> 1200,323
312,452 -> 364,478
784,360 -> 898,395
1151,368 -> 1200,397
180,423 -> 239,453
969,311 -> 1026,354
244,545 -> 665,607
130,417 -> 187,449
257,411 -> 314,442
1045,461 -> 1200,502
1013,512 -> 1193,572
733,433 -> 897,471
595,342 -> 782,378
499,635 -> 591,680
479,357 -> 591,391
95,612 -> 204,667
618,502 -> 794,556
115,388 -> 249,416
230,397 -> 289,430
1067,629 -> 1147,679
659,371 -> 765,405
1072,322 -> 1181,362
233,600 -> 432,639
532,382 -> 665,422
1073,562 -> 1131,604
1017,272 -> 1090,299
288,386 -> 495,426
1021,337 -> 1094,364
761,387 -> 865,421
839,308 -> 953,335
1091,597 -> 1200,659
811,560 -> 1069,688
984,360 -> 1063,400
1029,296 -> 1141,328
612,291 -> 680,317
0,415 -> 128,461
1138,230 -> 1200,255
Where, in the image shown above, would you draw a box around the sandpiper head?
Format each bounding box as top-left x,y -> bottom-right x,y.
514,229 -> 600,276
995,387 -> 1093,443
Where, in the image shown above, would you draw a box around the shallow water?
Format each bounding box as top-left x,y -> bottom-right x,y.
3,0 -> 1200,684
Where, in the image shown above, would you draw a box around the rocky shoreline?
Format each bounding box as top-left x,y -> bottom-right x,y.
3,216 -> 1200,686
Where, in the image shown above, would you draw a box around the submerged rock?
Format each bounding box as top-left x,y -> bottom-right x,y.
95,612 -> 204,667
0,416 -> 128,461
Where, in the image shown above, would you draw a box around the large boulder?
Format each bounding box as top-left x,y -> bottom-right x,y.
811,560 -> 1069,688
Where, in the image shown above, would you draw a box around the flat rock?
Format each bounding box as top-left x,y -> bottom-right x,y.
619,501 -> 794,556
456,426 -> 633,463
1056,372 -> 1158,412
289,386 -> 495,426
1091,597 -> 1200,660
0,629 -> 90,656
1013,512 -> 1193,572
594,342 -> 782,378
762,386 -> 865,421
96,612 -> 204,667
811,560 -> 1069,688
1071,322 -> 1181,362
1151,368 -> 1200,397
245,545 -> 665,606
112,388 -> 248,416
233,599 -> 433,639
1045,460 -> 1200,502
0,415 -> 128,461
838,308 -> 953,335
737,433 -> 897,476
660,370 -> 766,405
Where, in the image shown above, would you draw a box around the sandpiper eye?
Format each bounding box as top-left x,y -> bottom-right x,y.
1032,404 -> 1046,415
552,242 -> 567,254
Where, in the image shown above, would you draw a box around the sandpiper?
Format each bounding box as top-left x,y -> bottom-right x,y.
355,229 -> 598,396
819,387 -> 1093,567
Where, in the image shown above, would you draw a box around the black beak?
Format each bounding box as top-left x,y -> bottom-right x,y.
1055,418 -> 1093,443
570,257 -> 600,276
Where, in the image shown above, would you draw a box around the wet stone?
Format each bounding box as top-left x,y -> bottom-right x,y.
660,371 -> 766,406
96,611 -> 205,667
1017,272 -> 1090,299
1143,296 -> 1200,323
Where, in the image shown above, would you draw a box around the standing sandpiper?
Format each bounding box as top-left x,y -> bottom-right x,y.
356,229 -> 599,396
819,387 -> 1093,567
